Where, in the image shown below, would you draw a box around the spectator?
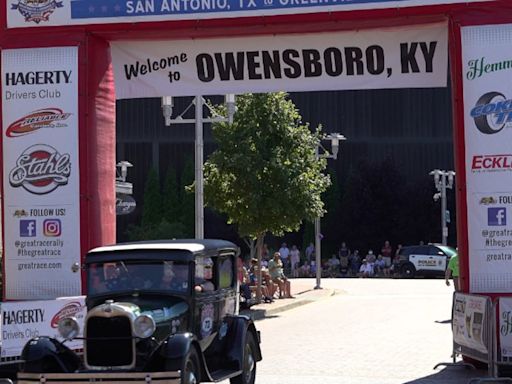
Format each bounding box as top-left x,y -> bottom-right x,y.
390,253 -> 401,278
290,245 -> 300,278
395,244 -> 403,258
338,242 -> 350,259
237,257 -> 252,304
445,252 -> 460,291
350,250 -> 361,276
249,259 -> 274,303
328,254 -> 340,277
381,240 -> 393,269
305,242 -> 315,264
195,257 -> 215,292
339,252 -> 349,277
268,252 -> 293,298
366,249 -> 376,264
374,255 -> 389,277
278,242 -> 290,269
359,259 -> 374,278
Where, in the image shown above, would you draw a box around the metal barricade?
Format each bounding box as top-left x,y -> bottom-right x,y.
489,297 -> 512,379
434,292 -> 493,378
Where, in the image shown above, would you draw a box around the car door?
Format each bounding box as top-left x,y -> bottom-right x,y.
429,245 -> 448,272
409,246 -> 437,272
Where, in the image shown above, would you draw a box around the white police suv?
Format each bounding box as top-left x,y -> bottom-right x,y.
397,244 -> 457,278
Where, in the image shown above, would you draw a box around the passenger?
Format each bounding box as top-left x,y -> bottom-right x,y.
195,257 -> 215,292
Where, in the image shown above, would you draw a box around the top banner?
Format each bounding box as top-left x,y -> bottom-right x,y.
111,23 -> 448,98
7,0 -> 491,29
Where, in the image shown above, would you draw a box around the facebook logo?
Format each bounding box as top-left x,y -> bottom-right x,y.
488,208 -> 507,226
20,220 -> 36,237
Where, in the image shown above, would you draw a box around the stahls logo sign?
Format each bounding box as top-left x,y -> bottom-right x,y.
4,70 -> 72,86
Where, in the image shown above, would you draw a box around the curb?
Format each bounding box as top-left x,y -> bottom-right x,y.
241,288 -> 337,321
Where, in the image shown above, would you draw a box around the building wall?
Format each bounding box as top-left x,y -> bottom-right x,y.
116,89 -> 454,241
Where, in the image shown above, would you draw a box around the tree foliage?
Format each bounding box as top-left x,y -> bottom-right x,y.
204,92 -> 330,239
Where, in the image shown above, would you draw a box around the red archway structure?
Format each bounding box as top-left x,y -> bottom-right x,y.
1,0 -> 512,301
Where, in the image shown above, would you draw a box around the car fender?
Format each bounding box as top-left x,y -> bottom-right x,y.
157,332 -> 213,381
21,337 -> 80,373
225,315 -> 262,370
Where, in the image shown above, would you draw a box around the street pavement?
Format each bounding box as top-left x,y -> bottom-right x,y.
235,278 -> 493,384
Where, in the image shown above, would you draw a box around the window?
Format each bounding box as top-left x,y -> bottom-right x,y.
218,255 -> 234,289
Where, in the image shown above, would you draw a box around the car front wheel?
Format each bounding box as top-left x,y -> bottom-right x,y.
166,348 -> 201,384
401,264 -> 416,278
230,332 -> 257,384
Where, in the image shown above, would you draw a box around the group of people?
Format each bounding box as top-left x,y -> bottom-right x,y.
238,251 -> 294,307
272,240 -> 411,279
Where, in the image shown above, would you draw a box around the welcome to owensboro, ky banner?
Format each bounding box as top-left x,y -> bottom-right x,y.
1,47 -> 81,301
111,23 -> 448,99
462,23 -> 512,293
6,0 -> 493,28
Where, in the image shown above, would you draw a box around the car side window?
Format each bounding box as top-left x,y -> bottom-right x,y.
195,256 -> 217,293
218,255 -> 234,289
429,246 -> 445,256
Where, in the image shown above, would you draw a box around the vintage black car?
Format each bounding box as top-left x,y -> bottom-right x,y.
18,239 -> 262,384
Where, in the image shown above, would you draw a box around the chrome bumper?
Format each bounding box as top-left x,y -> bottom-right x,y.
18,371 -> 180,384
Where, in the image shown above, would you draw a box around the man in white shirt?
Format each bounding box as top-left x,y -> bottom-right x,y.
359,259 -> 374,278
278,243 -> 290,267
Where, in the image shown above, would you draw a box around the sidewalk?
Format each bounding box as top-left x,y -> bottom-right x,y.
240,279 -> 338,321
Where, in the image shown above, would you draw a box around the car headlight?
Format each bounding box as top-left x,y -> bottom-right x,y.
133,314 -> 156,338
58,317 -> 80,340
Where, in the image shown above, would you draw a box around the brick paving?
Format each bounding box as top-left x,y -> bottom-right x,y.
236,278 -> 492,384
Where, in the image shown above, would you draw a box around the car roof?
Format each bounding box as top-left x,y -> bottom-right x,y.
87,239 -> 239,262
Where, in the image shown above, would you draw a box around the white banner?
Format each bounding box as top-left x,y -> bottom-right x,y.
0,296 -> 85,358
462,24 -> 512,293
111,23 -> 448,99
452,293 -> 488,354
499,297 -> 512,357
1,47 -> 82,300
6,0 -> 492,29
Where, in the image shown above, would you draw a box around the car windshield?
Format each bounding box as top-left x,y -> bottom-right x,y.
87,260 -> 190,295
437,245 -> 457,257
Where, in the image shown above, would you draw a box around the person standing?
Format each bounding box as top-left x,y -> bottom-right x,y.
381,240 -> 393,269
445,252 -> 460,291
278,242 -> 290,270
305,242 -> 315,264
289,245 -> 300,278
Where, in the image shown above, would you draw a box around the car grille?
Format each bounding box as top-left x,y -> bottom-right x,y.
86,316 -> 133,367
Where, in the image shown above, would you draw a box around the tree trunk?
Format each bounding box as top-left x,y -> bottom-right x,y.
255,233 -> 265,304
243,237 -> 257,260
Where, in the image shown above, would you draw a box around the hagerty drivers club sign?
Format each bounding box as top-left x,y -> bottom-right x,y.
111,22 -> 448,98
1,46 -> 81,301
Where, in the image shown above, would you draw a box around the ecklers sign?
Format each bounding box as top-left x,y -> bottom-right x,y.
116,194 -> 136,215
111,23 -> 448,98
6,0 -> 492,28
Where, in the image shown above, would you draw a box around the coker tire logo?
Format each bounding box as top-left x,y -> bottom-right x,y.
473,92 -> 507,134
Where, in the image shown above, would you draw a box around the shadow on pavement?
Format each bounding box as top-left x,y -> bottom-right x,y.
404,366 -> 488,383
435,319 -> 452,324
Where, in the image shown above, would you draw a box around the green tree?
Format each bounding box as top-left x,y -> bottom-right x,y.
180,157 -> 195,237
141,168 -> 161,228
204,92 -> 330,301
162,165 -> 180,224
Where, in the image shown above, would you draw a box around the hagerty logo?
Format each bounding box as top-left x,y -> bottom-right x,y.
471,92 -> 512,134
6,108 -> 71,137
11,0 -> 63,24
9,144 -> 71,195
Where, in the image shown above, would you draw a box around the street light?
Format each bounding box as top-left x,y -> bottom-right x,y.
430,169 -> 455,245
315,133 -> 346,290
161,95 -> 236,239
